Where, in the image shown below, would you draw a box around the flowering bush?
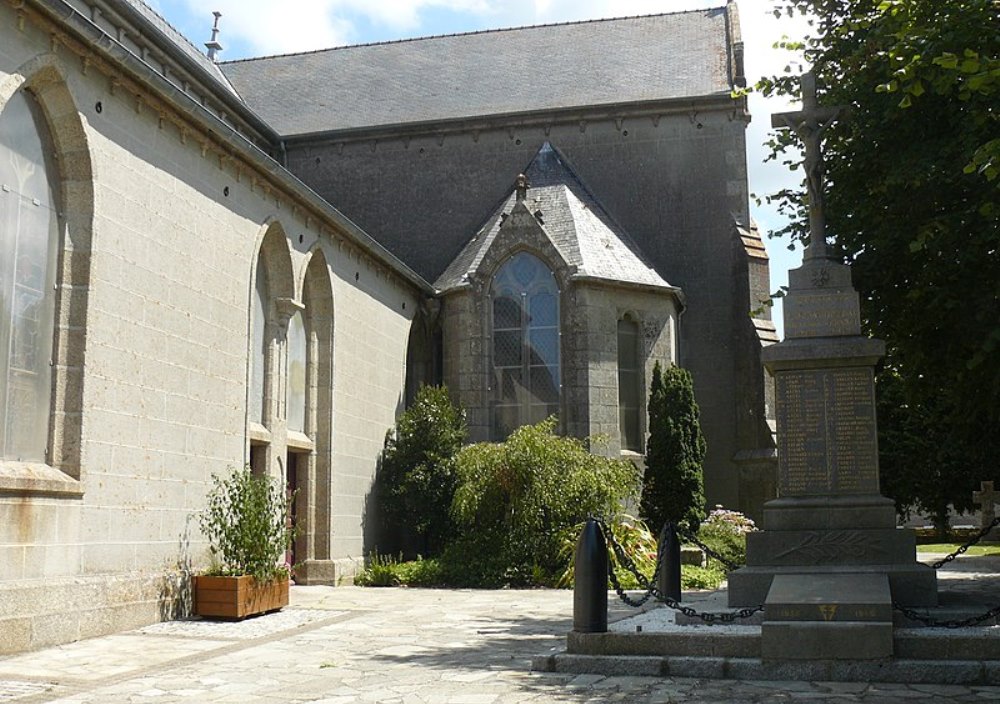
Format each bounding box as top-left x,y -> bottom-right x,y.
703,506 -> 757,535
696,505 -> 756,568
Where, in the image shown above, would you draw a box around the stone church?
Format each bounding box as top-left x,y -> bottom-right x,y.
0,0 -> 774,651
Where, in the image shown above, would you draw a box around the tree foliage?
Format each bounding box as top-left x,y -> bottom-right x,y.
448,418 -> 639,586
759,0 -> 1000,523
641,362 -> 707,534
376,385 -> 467,555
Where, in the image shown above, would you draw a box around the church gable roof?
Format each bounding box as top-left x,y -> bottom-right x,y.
221,8 -> 734,137
114,0 -> 241,98
435,144 -> 674,294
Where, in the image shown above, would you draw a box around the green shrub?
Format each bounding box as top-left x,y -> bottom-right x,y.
376,385 -> 467,555
681,564 -> 727,590
198,466 -> 293,583
354,552 -> 401,587
450,418 -> 639,586
642,362 -> 707,534
392,557 -> 443,587
354,553 -> 444,587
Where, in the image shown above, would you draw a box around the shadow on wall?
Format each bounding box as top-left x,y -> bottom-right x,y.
361,455 -> 383,564
159,514 -> 195,621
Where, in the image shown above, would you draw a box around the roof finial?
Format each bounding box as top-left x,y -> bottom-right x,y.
515,173 -> 529,202
205,11 -> 224,62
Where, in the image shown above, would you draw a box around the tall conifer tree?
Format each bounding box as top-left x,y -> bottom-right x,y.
641,362 -> 707,533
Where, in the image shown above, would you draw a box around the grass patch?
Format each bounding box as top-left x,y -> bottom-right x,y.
916,543 -> 1000,557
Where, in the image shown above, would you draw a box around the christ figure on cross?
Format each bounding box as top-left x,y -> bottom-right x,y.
771,72 -> 845,261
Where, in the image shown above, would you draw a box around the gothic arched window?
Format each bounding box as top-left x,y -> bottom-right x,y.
250,256 -> 269,426
0,90 -> 60,462
286,309 -> 307,433
617,317 -> 642,452
490,252 -> 560,439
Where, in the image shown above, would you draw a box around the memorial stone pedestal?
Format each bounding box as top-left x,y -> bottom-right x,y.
727,74 -> 936,660
728,256 -> 937,612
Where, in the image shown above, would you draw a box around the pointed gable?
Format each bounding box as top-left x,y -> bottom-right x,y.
435,143 -> 677,296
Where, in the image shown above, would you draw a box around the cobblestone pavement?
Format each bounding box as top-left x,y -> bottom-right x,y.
1,578 -> 999,703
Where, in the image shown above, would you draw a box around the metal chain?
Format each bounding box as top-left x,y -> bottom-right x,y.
928,515 -> 1000,569
889,517 -> 1000,627
675,526 -> 742,573
893,602 -> 1000,629
598,519 -> 764,623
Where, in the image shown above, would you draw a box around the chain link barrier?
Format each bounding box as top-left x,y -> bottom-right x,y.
598,519 -> 764,623
893,602 -> 1000,629
927,515 -> 1000,569
889,515 -> 1000,627
598,516 -> 1000,629
675,526 -> 742,573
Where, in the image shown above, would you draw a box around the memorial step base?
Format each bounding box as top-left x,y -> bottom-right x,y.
745,526 -> 917,567
728,564 -> 938,608
761,574 -> 893,660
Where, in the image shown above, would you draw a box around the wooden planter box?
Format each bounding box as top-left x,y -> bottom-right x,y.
193,575 -> 290,619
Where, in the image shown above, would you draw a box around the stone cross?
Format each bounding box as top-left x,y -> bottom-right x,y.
771,72 -> 846,261
973,481 -> 998,530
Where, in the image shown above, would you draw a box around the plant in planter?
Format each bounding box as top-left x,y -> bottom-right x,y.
194,466 -> 295,619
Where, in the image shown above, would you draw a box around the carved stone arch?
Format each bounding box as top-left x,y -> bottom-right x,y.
404,295 -> 441,408
479,242 -> 569,295
296,246 -> 335,570
247,218 -> 297,475
619,309 -> 641,324
252,218 -> 296,304
0,54 -> 95,483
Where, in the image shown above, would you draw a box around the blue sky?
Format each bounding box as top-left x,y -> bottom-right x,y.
150,0 -> 809,336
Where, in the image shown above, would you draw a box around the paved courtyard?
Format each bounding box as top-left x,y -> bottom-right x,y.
2,580 -> 1000,703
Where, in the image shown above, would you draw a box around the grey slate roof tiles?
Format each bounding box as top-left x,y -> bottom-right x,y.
435,143 -> 673,294
221,8 -> 732,137
117,0 -> 240,97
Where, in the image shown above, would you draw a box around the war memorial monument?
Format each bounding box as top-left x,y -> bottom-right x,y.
726,72 -> 937,659
546,74 -> 1000,683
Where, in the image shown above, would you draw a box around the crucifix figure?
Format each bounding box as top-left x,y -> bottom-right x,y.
771,72 -> 846,261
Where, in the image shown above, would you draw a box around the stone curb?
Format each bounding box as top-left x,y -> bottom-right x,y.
535,651 -> 1000,685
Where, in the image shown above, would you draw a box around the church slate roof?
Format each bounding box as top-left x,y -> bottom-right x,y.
435,143 -> 675,295
220,8 -> 733,137
115,0 -> 241,97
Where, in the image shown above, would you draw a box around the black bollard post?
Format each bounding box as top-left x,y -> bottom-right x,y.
657,522 -> 682,602
573,518 -> 608,633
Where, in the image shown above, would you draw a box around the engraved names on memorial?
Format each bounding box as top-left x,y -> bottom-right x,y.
775,367 -> 879,496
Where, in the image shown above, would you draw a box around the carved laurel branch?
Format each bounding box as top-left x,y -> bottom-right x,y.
774,531 -> 888,563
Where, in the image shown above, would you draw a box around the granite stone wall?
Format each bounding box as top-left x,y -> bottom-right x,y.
285,104 -> 775,512
0,4 -> 418,652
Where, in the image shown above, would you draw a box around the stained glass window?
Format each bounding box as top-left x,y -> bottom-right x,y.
490,252 -> 560,439
617,318 -> 642,451
0,90 -> 59,462
286,309 -> 307,432
250,257 -> 268,425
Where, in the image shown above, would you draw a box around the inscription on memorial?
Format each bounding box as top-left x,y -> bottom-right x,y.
784,291 -> 859,338
775,367 -> 878,496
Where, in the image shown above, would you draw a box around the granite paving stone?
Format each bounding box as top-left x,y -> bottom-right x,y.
1,585 -> 1000,702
